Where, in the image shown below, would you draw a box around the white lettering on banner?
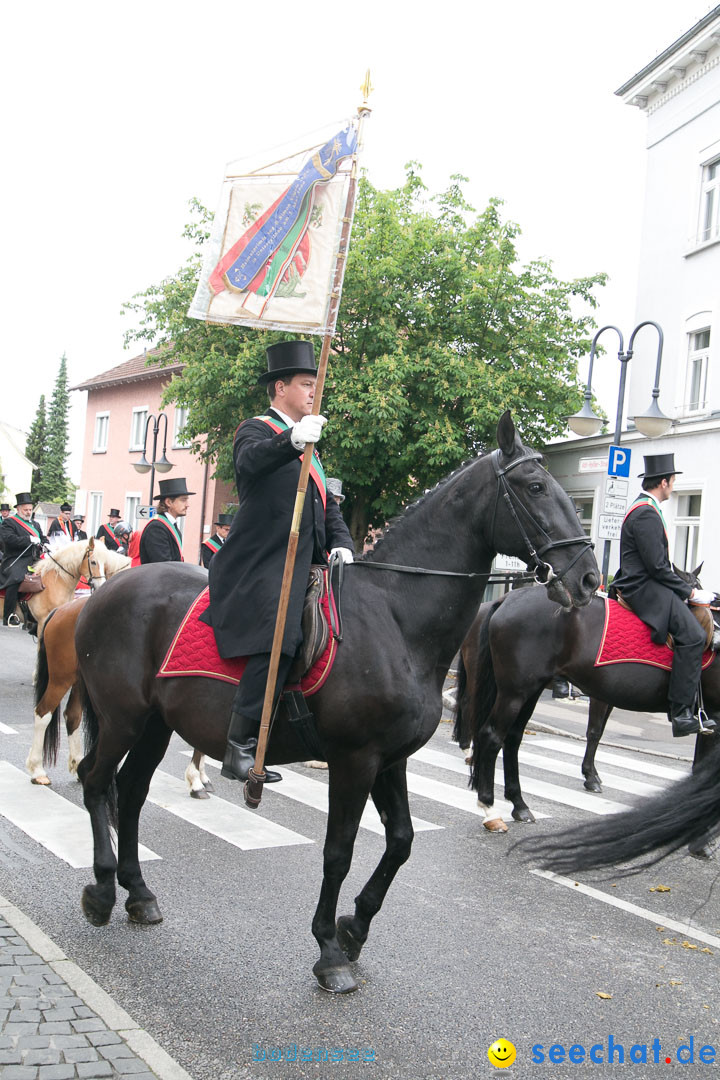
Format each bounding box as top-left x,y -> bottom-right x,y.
494,555 -> 525,572
603,496 -> 627,516
605,477 -> 629,497
598,515 -> 623,541
579,458 -> 608,474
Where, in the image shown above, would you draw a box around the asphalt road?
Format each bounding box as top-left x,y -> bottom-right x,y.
1,623 -> 719,1079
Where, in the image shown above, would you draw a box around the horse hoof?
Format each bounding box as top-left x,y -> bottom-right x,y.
688,844 -> 713,860
336,916 -> 364,962
313,962 -> 359,994
190,787 -> 210,800
202,780 -> 215,793
483,817 -> 509,833
511,808 -> 536,823
125,897 -> 163,924
81,887 -> 113,927
584,779 -> 602,793
31,776 -> 51,786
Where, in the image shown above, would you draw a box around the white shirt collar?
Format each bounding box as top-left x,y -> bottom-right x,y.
271,407 -> 296,429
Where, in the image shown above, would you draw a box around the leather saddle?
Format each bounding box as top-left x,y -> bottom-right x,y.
20,573 -> 45,595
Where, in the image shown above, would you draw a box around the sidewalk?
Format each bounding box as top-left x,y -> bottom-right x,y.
0,896 -> 193,1080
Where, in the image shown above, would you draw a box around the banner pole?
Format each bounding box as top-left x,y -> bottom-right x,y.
244,87 -> 371,809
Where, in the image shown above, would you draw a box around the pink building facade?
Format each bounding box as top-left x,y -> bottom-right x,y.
72,352 -> 236,564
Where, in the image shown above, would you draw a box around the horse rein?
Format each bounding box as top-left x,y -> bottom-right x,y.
43,545 -> 105,592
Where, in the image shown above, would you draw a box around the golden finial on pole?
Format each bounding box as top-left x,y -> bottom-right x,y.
359,69 -> 373,114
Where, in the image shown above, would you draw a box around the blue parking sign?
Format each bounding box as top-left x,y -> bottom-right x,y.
608,445 -> 631,478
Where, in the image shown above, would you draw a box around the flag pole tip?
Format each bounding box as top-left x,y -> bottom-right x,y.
359,69 -> 374,113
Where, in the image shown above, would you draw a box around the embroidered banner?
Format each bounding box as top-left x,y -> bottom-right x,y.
188,125 -> 358,336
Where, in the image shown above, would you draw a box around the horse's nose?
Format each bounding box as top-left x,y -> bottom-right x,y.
582,570 -> 599,594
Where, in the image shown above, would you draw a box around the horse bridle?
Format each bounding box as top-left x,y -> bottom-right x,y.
490,449 -> 594,586
44,544 -> 105,593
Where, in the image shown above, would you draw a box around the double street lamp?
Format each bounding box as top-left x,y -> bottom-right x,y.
132,412 -> 174,505
566,320 -> 673,585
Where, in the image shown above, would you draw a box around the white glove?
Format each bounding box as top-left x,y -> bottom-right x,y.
290,414 -> 327,450
690,588 -> 715,606
330,547 -> 354,564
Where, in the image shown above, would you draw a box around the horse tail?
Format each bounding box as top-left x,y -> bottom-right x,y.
452,652 -> 470,749
467,599 -> 504,794
35,609 -> 62,769
81,684 -> 118,829
518,742 -> 720,875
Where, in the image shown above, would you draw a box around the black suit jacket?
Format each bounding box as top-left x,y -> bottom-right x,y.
201,534 -> 223,569
139,516 -> 184,564
202,408 -> 353,659
612,499 -> 692,643
96,523 -> 120,551
0,516 -> 47,588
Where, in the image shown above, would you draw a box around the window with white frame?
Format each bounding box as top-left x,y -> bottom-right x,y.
125,494 -> 141,529
130,407 -> 149,451
698,159 -> 720,244
572,494 -> 594,537
685,329 -> 710,412
173,405 -> 190,448
88,492 -> 104,536
93,412 -> 109,453
674,491 -> 702,572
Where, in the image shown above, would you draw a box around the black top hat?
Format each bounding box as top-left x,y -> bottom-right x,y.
257,340 -> 318,386
60,503 -> 73,513
0,503 -> 10,511
153,477 -> 196,500
15,492 -> 33,506
638,453 -> 682,479
215,513 -> 234,526
107,509 -> 121,518
72,515 -> 84,522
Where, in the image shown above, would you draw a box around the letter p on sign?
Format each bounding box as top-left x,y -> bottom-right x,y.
608,445 -> 631,478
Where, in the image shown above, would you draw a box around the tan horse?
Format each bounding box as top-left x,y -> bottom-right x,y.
25,540 -> 130,785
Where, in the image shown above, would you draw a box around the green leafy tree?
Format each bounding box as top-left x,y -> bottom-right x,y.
123,173 -> 606,545
35,356 -> 71,502
26,394 -> 47,501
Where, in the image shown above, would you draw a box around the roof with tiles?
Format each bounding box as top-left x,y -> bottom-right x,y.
70,347 -> 183,392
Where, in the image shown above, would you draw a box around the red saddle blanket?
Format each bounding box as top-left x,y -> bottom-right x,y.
595,597 -> 715,671
157,586 -> 337,696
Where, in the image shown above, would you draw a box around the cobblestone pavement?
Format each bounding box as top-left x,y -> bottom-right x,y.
0,901 -> 193,1080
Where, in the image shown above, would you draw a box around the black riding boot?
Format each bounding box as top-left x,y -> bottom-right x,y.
669,701 -> 717,738
221,710 -> 282,783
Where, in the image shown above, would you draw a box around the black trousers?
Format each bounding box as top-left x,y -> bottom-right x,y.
230,652 -> 295,727
3,583 -> 19,623
665,594 -> 706,710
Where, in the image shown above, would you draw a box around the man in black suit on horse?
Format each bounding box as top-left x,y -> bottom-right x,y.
139,478 -> 193,564
613,453 -> 715,738
202,340 -> 354,784
96,509 -> 122,551
0,493 -> 47,626
48,502 -> 78,545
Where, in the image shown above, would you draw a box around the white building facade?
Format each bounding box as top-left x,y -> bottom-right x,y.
545,7 -> 720,587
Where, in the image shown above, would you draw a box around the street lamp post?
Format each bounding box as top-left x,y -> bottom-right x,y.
567,320 -> 672,589
132,412 -> 174,506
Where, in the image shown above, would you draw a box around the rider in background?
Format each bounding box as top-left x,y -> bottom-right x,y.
0,493 -> 47,627
139,479 -> 193,564
47,502 -> 78,549
612,452 -> 716,738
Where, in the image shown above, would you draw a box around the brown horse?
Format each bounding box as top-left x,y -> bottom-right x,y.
73,413 -> 599,993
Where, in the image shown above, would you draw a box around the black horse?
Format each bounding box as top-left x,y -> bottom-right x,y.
75,412 -> 598,993
454,579 -> 719,830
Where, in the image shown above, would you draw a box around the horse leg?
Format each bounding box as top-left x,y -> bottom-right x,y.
688,729 -> 720,859
311,759 -> 375,994
184,749 -> 211,799
502,697 -> 541,823
65,683 -> 84,778
473,692 -> 526,833
77,738 -> 124,927
115,713 -> 171,924
26,708 -> 52,786
336,760 -> 414,966
582,699 -> 613,793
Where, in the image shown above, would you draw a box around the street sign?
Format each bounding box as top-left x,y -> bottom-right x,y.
603,496 -> 626,516
605,477 -> 629,497
598,514 -> 623,540
608,445 -> 631,478
579,457 -> 608,474
137,505 -> 156,519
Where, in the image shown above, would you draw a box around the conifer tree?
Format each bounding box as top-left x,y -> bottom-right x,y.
35,356 -> 71,502
26,394 -> 47,501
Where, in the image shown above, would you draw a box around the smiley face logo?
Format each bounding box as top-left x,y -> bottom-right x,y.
487,1038 -> 516,1068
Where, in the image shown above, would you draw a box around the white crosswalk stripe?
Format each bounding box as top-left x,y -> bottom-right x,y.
0,730 -> 692,867
0,721 -> 17,735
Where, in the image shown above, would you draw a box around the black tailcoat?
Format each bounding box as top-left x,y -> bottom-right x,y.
96,523 -> 120,551
0,516 -> 47,588
139,516 -> 184,564
612,498 -> 692,643
201,534 -> 223,569
48,517 -> 77,541
202,408 -> 353,659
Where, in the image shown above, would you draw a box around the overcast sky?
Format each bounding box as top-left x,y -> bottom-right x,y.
2,0 -> 713,479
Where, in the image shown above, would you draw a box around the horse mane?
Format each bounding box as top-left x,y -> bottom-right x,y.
100,547 -> 132,575
38,541 -> 87,579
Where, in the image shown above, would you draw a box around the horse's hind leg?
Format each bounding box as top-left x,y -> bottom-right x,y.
115,713 -> 172,924
336,759 -> 414,965
184,749 -> 211,799
502,695 -> 541,823
688,729 -> 720,859
582,700 -> 613,793
312,758 -> 374,994
65,682 -> 84,778
78,739 -> 124,927
26,709 -> 52,785
474,690 -> 533,831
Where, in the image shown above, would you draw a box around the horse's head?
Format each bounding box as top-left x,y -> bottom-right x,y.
81,536 -> 107,592
487,411 -> 599,609
673,562 -> 704,589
